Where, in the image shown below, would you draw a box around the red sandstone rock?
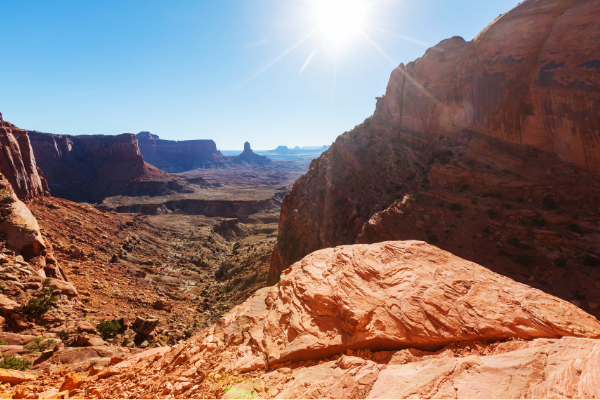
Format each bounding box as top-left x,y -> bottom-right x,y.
377,0 -> 600,173
28,131 -> 184,202
0,116 -> 49,200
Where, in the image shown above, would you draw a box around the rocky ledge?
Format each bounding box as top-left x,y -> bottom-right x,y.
69,241 -> 600,399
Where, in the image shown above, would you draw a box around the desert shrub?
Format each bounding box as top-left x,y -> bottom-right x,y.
532,218 -> 547,227
23,279 -> 57,315
0,341 -> 7,345
0,196 -> 15,204
24,337 -> 56,353
449,203 -> 462,211
487,209 -> 498,219
0,355 -> 32,371
568,223 -> 582,234
459,184 -> 469,192
96,319 -> 121,339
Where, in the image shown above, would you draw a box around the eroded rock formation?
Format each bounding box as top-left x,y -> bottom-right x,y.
136,132 -> 231,172
270,0 -> 600,320
233,142 -> 272,166
0,113 -> 49,201
75,241 -> 600,398
28,131 -> 187,202
377,0 -> 600,172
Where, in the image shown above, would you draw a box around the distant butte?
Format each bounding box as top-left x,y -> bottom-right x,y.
233,142 -> 272,166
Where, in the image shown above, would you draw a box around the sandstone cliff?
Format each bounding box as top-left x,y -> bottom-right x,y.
376,0 -> 600,173
137,132 -> 232,172
0,113 -> 49,201
28,131 -> 186,202
270,0 -> 600,320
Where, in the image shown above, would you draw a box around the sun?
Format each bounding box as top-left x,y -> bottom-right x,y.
315,0 -> 366,43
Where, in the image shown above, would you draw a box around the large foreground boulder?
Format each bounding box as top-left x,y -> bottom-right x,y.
86,241 -> 600,399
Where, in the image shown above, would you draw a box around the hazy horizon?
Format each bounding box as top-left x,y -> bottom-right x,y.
2,0 -> 520,150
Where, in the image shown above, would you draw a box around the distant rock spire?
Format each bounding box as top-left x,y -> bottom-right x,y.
244,142 -> 252,152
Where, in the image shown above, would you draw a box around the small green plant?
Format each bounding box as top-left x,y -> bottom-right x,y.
0,283 -> 5,292
0,340 -> 7,345
96,319 -> 121,339
24,337 -> 56,353
23,279 -> 57,315
0,196 -> 15,204
0,355 -> 32,371
449,203 -> 462,211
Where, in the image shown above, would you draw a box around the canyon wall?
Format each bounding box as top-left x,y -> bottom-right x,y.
136,132 -> 231,172
270,0 -> 600,316
376,0 -> 600,172
0,113 -> 49,200
29,131 -> 178,202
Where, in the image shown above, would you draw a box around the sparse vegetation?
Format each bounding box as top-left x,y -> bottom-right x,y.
0,341 -> 7,345
96,319 -> 121,339
0,196 -> 15,204
23,279 -> 57,315
24,337 -> 56,353
532,218 -> 547,227
0,355 -> 32,371
487,209 -> 498,219
568,223 -> 582,234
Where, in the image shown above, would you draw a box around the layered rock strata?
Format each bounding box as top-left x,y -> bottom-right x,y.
28,131 -> 187,202
0,113 -> 49,200
136,132 -> 231,172
81,241 -> 600,399
377,0 -> 600,172
270,0 -> 600,317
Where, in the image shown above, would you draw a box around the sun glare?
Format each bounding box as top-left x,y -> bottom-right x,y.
316,0 -> 366,42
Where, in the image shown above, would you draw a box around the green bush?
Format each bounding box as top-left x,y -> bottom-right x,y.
0,340 -> 7,345
23,279 -> 57,315
96,319 -> 121,339
24,337 -> 56,353
0,355 -> 32,371
0,196 -> 15,204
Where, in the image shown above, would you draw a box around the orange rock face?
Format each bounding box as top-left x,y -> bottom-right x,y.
0,113 -> 49,201
86,241 -> 600,399
377,0 -> 600,172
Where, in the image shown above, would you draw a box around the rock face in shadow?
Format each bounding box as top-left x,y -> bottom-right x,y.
233,142 -> 272,166
28,131 -> 185,202
270,0 -> 600,310
86,241 -> 600,399
136,132 -> 231,172
0,113 -> 49,201
377,0 -> 600,172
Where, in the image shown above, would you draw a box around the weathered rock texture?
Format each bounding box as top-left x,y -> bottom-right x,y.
136,132 -> 231,172
270,0 -> 600,319
377,0 -> 600,173
80,241 -> 600,399
28,131 -> 187,202
0,113 -> 49,201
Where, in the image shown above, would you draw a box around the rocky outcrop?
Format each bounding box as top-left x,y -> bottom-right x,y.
0,113 -> 49,201
28,131 -> 187,202
78,241 -> 600,399
376,0 -> 600,173
233,142 -> 272,166
270,0 -> 600,315
136,132 -> 231,172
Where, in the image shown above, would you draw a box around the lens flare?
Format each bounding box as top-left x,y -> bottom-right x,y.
315,0 -> 366,42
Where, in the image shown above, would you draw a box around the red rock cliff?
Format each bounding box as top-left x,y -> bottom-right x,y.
377,0 -> 600,172
137,132 -> 231,172
270,0 -> 600,318
29,131 -> 174,202
0,113 -> 49,200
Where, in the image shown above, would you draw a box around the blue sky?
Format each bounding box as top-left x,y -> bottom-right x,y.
1,0 -> 520,150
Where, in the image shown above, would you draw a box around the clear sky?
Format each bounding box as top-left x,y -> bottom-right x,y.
1,0 -> 520,150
